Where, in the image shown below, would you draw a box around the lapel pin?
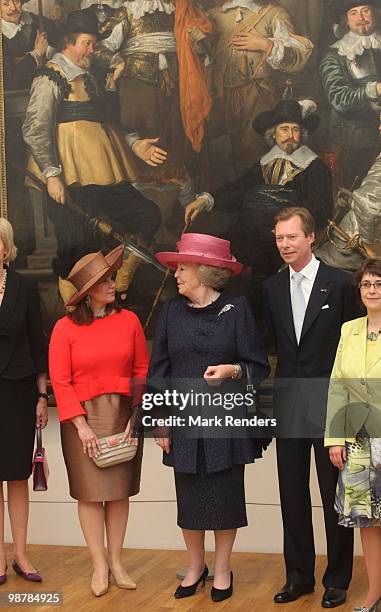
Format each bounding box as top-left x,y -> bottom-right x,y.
320,288 -> 328,293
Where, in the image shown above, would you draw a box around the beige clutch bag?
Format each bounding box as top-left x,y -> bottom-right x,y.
92,433 -> 138,468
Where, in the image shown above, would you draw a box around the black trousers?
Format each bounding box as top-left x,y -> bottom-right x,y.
276,438 -> 353,590
48,181 -> 161,278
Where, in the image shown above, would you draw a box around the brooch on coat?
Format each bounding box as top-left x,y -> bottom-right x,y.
218,304 -> 235,316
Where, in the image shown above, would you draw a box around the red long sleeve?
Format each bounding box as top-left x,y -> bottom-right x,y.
49,310 -> 149,422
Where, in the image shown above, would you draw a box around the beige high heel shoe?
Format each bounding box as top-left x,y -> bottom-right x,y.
91,572 -> 109,597
354,596 -> 381,612
109,569 -> 136,590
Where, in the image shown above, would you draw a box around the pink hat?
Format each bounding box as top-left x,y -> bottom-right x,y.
155,233 -> 243,275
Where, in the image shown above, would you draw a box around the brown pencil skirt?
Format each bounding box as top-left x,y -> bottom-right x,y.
60,394 -> 143,502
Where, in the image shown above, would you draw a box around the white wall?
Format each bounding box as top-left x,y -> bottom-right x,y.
4,410 -> 362,554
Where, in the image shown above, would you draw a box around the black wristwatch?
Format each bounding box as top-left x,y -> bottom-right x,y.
38,392 -> 49,401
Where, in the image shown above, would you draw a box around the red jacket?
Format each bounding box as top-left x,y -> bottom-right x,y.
49,310 -> 149,422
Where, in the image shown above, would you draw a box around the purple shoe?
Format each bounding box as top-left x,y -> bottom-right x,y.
12,560 -> 42,582
0,565 -> 7,586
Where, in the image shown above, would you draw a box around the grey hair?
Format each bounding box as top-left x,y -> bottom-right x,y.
197,264 -> 232,290
264,125 -> 309,147
0,217 -> 18,264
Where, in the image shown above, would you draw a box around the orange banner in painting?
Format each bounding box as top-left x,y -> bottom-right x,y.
174,0 -> 213,153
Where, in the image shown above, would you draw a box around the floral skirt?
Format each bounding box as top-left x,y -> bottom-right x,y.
335,433 -> 381,528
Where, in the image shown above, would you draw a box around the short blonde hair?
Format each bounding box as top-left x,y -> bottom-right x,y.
0,218 -> 18,264
197,264 -> 232,289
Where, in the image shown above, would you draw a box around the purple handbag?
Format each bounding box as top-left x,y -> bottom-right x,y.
32,428 -> 49,491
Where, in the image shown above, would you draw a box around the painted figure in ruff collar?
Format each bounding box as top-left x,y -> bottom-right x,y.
1,0 -> 59,90
92,0 -> 213,208
186,99 -> 333,299
208,0 -> 313,177
320,1 -> 381,188
22,10 -> 161,301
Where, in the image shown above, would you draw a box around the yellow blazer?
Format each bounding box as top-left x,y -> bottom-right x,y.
325,316 -> 381,447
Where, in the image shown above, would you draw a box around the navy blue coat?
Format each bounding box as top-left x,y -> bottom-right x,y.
148,292 -> 270,473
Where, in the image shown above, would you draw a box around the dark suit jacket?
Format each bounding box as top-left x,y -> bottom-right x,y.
262,260 -> 361,437
215,158 -> 333,236
0,269 -> 47,380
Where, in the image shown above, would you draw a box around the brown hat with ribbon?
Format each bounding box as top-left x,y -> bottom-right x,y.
65,245 -> 124,307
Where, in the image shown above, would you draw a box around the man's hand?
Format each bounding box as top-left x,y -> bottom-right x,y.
34,31 -> 48,58
232,29 -> 272,53
113,61 -> 125,82
106,62 -> 125,90
132,138 -> 168,167
376,82 -> 381,96
188,26 -> 206,44
185,196 -> 209,225
329,445 -> 347,470
47,176 -> 66,204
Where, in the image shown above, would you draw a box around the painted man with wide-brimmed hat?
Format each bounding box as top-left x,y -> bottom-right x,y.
185,99 -> 333,299
22,9 -> 163,302
320,1 -> 381,188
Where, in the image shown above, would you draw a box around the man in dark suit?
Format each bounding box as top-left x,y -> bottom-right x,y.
262,207 -> 359,608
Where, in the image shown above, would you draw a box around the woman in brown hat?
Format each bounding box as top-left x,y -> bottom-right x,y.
149,233 -> 270,602
49,245 -> 149,597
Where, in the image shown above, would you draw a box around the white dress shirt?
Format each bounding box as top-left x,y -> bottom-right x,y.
289,254 -> 320,307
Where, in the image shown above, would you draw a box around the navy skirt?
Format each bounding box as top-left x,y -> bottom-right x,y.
0,376 -> 37,481
174,440 -> 247,530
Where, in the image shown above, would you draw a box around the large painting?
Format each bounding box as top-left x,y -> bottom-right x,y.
1,0 -> 381,336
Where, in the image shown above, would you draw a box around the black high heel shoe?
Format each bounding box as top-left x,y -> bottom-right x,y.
211,571 -> 233,602
174,565 -> 209,599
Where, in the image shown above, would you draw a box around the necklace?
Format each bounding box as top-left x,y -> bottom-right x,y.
0,269 -> 7,296
367,329 -> 381,342
188,292 -> 220,308
93,311 -> 109,319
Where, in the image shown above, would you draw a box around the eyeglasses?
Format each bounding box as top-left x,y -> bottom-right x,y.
359,281 -> 381,292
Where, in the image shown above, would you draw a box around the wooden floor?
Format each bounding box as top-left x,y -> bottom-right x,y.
2,545 -> 366,611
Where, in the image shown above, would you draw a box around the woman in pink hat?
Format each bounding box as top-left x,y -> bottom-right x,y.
49,245 -> 148,597
149,233 -> 270,602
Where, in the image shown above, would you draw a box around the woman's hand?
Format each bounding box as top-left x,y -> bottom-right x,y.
204,364 -> 235,386
76,423 -> 101,458
154,437 -> 171,454
122,418 -> 139,447
36,398 -> 48,429
329,445 -> 347,470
